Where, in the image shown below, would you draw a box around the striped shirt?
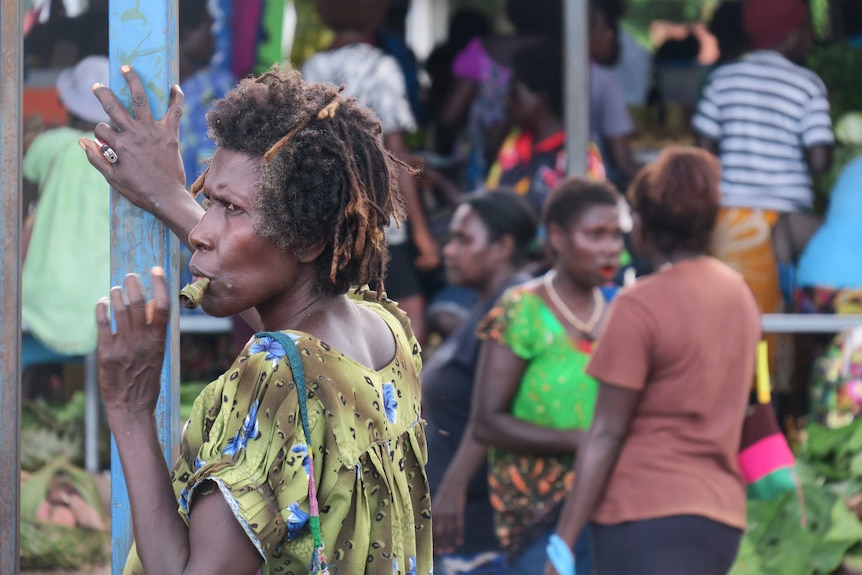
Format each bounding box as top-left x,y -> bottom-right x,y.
693,51 -> 834,212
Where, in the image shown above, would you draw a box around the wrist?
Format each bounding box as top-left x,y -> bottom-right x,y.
150,184 -> 188,219
439,472 -> 470,492
106,407 -> 156,432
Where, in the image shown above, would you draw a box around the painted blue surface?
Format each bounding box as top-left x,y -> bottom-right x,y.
109,1 -> 180,573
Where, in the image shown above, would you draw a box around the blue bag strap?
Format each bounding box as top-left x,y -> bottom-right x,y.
254,331 -> 331,574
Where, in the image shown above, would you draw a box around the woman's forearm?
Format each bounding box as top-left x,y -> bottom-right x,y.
108,409 -> 192,573
473,412 -> 582,456
554,430 -> 625,547
441,423 -> 489,489
151,186 -> 205,251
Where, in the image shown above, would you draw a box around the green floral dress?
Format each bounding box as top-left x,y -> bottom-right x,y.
123,291 -> 432,575
479,285 -> 612,556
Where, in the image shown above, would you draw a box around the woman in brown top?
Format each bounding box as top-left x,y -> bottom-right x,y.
546,147 -> 761,575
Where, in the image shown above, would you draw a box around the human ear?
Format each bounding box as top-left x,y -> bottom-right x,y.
294,241 -> 327,264
494,234 -> 516,263
547,222 -> 565,255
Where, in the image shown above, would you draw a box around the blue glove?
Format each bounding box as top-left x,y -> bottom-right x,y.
546,534 -> 576,575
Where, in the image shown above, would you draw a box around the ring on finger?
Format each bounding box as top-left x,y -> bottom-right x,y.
94,137 -> 118,164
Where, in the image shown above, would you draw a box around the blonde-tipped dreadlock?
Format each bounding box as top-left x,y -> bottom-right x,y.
203,67 -> 406,298
189,166 -> 209,197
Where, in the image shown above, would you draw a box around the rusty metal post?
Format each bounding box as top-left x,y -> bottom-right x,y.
564,0 -> 590,176
109,1 -> 179,572
0,0 -> 22,572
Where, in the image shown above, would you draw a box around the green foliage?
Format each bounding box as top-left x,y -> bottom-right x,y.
290,0 -> 333,68
800,417 -> 862,481
21,392 -> 87,471
809,45 -> 862,122
811,0 -> 831,42
180,381 -> 210,422
731,485 -> 861,575
20,458 -> 108,570
807,43 -> 862,210
732,420 -> 862,574
622,0 -> 718,49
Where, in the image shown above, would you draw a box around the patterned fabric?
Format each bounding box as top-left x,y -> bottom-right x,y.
179,67 -> 236,186
123,290 -> 432,575
452,37 -> 513,191
798,287 -> 862,428
477,287 -> 607,556
302,43 -> 417,136
485,130 -> 605,217
712,207 -> 783,376
692,50 -> 834,212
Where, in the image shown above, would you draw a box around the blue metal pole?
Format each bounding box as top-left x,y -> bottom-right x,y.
0,0 -> 22,572
108,1 -> 180,573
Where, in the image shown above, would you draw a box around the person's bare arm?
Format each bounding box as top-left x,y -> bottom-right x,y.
472,340 -> 582,455
605,135 -> 639,182
439,78 -> 478,131
433,425 -> 488,554
544,383 -> 640,575
100,270 -> 262,574
806,144 -> 833,174
421,165 -> 463,206
384,131 -> 441,271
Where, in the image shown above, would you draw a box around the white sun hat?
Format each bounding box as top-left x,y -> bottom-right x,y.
56,55 -> 110,125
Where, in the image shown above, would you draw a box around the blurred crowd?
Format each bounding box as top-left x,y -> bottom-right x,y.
18,0 -> 862,572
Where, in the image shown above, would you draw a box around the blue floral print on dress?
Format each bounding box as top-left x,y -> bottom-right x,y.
383,382 -> 398,424
291,443 -> 311,477
407,556 -> 416,575
194,455 -> 206,470
223,400 -> 261,457
393,557 -> 398,574
286,502 -> 309,540
250,335 -> 287,364
178,486 -> 190,513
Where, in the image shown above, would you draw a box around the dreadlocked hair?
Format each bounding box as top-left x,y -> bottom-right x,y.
204,66 -> 405,297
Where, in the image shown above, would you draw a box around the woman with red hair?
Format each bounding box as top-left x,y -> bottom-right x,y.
546,147 -> 761,575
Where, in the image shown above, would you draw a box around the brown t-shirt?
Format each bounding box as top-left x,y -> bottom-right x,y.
586,257 -> 760,530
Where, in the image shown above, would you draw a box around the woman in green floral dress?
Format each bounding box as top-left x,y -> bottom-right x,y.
80,67 -> 431,574
470,178 -> 624,575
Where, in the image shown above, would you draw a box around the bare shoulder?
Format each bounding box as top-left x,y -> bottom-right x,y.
312,297 -> 398,372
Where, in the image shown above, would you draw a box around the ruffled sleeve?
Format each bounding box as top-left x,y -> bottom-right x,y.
478,287 -> 543,361
176,335 -> 326,562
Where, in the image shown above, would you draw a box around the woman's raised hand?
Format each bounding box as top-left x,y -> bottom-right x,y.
96,267 -> 170,415
79,65 -> 188,219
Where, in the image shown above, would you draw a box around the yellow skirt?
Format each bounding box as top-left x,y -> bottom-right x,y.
712,208 -> 784,379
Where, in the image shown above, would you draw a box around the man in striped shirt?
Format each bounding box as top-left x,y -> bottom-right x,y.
694,1 -> 833,212
692,0 -> 833,341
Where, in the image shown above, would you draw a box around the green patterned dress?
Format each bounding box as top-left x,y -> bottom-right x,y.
479,285 -> 612,556
123,291 -> 432,574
